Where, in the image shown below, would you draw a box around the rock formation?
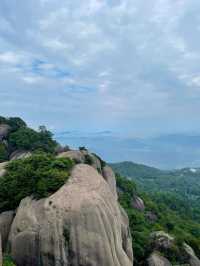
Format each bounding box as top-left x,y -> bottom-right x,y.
0,124 -> 11,141
9,150 -> 32,161
132,196 -> 145,211
150,231 -> 174,250
149,231 -> 200,266
8,164 -> 133,266
184,243 -> 200,266
102,165 -> 118,199
0,162 -> 7,178
0,211 -> 15,252
148,252 -> 172,266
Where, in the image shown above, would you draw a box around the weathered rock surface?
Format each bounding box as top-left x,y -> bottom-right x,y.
0,211 -> 15,252
57,150 -> 85,163
102,165 -> 118,199
184,243 -> 200,266
0,124 -> 11,141
9,164 -> 133,266
132,196 -> 145,211
148,252 -> 172,266
10,150 -> 32,161
0,162 -> 8,177
145,211 -> 158,223
150,231 -> 174,250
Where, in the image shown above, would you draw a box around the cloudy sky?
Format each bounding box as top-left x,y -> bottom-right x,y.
0,0 -> 200,138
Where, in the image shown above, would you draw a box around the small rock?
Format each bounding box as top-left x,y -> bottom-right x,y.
148,252 -> 172,266
132,196 -> 145,211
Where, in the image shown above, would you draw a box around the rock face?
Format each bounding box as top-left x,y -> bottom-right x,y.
57,150 -> 102,173
150,231 -> 174,250
0,124 -> 11,141
0,211 -> 15,252
9,150 -> 32,161
0,162 -> 8,177
184,243 -> 200,266
148,252 -> 172,266
9,164 -> 133,266
145,211 -> 158,223
132,196 -> 145,211
57,150 -> 85,163
102,165 -> 118,199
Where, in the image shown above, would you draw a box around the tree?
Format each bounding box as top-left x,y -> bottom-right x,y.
0,153 -> 74,212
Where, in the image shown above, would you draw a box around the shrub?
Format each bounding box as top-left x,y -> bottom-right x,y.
9,127 -> 57,153
0,143 -> 8,162
3,255 -> 16,266
84,154 -> 93,165
79,146 -> 87,151
0,153 -> 74,212
7,117 -> 26,131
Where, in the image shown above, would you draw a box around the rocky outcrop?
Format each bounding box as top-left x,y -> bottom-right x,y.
150,231 -> 200,266
0,162 -> 8,177
8,164 -> 133,266
0,124 -> 11,141
148,252 -> 172,266
184,243 -> 200,266
145,211 -> 158,223
57,150 -> 85,163
57,150 -> 102,173
0,211 -> 15,252
150,231 -> 174,250
9,150 -> 32,161
102,165 -> 117,199
132,196 -> 145,211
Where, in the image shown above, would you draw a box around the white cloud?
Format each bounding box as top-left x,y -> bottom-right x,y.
0,52 -> 21,64
1,0 -> 200,135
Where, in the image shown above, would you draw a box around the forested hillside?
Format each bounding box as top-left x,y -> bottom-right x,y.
111,161 -> 200,206
116,174 -> 200,264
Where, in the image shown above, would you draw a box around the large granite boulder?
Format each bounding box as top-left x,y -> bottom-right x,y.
9,164 -> 133,266
132,196 -> 145,211
57,150 -> 85,163
102,165 -> 118,199
150,231 -> 174,250
148,252 -> 172,266
183,243 -> 200,266
9,150 -> 32,161
57,150 -> 103,173
0,124 -> 11,141
0,211 -> 15,252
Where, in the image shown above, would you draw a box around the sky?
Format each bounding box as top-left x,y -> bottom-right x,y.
1,0 -> 200,139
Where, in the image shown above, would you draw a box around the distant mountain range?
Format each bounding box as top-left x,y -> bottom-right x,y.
110,161 -> 200,202
55,131 -> 200,169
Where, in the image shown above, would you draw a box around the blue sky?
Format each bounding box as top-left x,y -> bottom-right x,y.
1,0 -> 200,138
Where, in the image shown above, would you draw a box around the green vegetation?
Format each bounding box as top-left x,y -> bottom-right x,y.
3,255 -> 16,266
92,153 -> 106,168
0,143 -> 8,162
0,116 -> 58,162
9,126 -> 57,153
116,174 -> 200,265
111,161 -> 200,222
0,152 -> 74,212
0,116 -> 26,131
79,146 -> 87,151
84,154 -> 93,165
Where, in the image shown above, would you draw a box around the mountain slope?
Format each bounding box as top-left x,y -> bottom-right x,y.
110,161 -> 200,200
